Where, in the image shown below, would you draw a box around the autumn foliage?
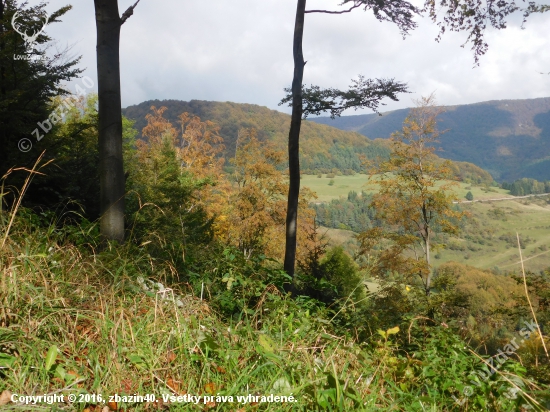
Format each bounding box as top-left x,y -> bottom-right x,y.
128,106 -> 317,265
359,95 -> 467,294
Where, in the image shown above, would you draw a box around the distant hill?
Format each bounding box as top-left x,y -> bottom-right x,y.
310,97 -> 550,182
122,99 -> 493,184
123,99 -> 390,174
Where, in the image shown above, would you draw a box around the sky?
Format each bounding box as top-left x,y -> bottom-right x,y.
23,0 -> 550,115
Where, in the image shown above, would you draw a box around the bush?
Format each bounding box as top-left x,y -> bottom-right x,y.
297,246 -> 363,306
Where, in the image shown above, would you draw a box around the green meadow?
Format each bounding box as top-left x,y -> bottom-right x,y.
301,173 -> 509,202
302,174 -> 550,273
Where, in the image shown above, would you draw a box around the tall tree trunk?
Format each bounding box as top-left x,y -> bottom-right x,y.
0,0 -> 7,171
94,0 -> 125,243
283,0 -> 306,290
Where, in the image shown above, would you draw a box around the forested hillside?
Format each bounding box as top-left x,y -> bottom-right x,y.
311,97 -> 550,181
123,100 -> 390,174
123,99 -> 494,184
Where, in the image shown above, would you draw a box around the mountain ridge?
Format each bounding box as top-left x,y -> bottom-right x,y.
310,97 -> 550,181
122,99 -> 494,185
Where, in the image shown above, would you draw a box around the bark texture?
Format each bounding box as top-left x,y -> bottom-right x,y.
94,0 -> 125,243
283,0 -> 307,288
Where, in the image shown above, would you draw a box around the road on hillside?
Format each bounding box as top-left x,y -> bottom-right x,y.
454,193 -> 550,204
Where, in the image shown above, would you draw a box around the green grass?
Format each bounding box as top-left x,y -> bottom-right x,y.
0,218 -> 366,411
302,174 -> 550,273
301,174 -> 509,203
435,197 -> 550,273
302,174 -> 372,202
3,211 -> 546,411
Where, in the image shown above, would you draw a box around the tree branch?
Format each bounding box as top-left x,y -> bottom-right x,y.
121,0 -> 141,25
279,75 -> 409,118
305,3 -> 362,14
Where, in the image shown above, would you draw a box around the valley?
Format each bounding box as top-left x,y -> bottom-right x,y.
301,174 -> 550,273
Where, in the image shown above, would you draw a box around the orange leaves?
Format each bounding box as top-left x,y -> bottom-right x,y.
0,390 -> 12,406
204,382 -> 217,395
141,106 -> 178,146
165,350 -> 177,363
224,128 -> 288,258
166,377 -> 186,395
360,94 -> 466,283
107,400 -> 118,411
177,112 -> 225,178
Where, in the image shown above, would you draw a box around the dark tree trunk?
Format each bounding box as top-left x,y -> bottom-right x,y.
94,0 -> 125,243
283,0 -> 306,290
0,0 -> 7,171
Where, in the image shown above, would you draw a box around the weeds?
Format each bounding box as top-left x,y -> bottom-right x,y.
1,174 -> 548,410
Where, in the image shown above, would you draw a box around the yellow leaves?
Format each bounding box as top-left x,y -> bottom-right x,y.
387,326 -> 400,335
378,326 -> 400,339
204,382 -> 217,394
360,94 -> 467,282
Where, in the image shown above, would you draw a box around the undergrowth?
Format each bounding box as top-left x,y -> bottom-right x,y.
0,210 -> 548,411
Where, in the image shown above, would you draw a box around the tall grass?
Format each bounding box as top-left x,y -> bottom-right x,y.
0,174 -> 547,411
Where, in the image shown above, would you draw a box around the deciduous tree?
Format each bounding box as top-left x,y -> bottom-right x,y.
94,0 -> 140,243
282,0 -> 417,289
358,95 -> 466,295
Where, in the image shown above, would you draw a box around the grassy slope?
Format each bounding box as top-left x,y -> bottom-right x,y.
439,198 -> 550,272
3,215 -> 527,411
302,174 -> 508,203
301,174 -> 550,273
0,219 -> 372,411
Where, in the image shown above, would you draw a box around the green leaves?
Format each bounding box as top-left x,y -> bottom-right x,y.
0,353 -> 16,369
44,345 -> 58,371
280,75 -> 409,119
257,334 -> 276,354
127,353 -> 147,370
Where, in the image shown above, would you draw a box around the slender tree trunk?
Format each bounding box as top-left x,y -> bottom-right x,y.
425,228 -> 431,295
283,0 -> 306,291
94,0 -> 125,243
0,0 -> 7,171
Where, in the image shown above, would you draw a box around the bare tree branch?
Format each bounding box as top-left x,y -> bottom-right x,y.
121,0 -> 140,25
305,3 -> 362,14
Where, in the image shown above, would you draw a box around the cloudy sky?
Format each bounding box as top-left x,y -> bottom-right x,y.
28,0 -> 550,115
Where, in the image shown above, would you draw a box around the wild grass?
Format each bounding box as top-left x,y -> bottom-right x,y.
0,183 -> 547,411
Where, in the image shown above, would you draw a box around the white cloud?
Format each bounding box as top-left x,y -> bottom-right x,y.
29,0 -> 550,113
